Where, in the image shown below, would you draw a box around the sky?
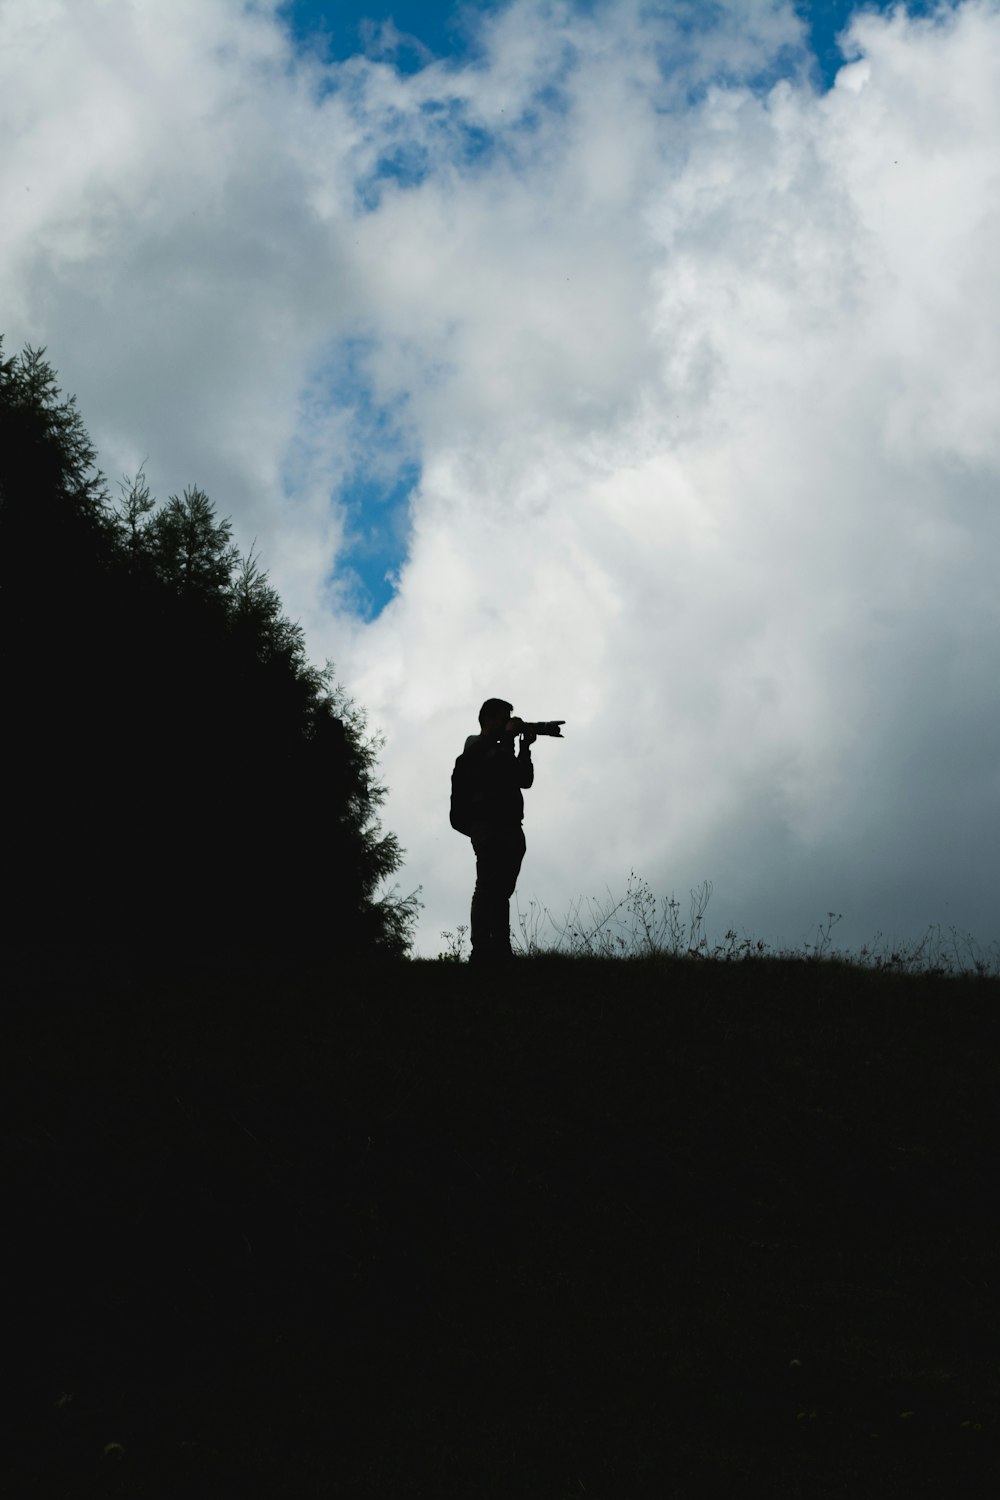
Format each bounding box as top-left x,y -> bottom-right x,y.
3,0 -> 999,964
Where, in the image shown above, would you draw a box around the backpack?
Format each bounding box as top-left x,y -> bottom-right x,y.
450,752 -> 479,836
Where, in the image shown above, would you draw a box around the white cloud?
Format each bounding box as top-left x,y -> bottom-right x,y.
2,0 -> 999,961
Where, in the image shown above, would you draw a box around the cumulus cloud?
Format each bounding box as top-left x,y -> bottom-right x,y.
2,0 -> 999,960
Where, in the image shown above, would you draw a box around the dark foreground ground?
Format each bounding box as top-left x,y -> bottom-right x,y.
6,952 -> 999,1497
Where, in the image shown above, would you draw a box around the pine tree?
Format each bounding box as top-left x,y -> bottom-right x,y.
1,338 -> 420,972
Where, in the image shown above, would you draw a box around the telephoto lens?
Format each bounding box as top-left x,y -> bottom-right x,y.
520,721 -> 564,736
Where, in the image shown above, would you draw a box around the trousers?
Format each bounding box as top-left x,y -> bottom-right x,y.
470,821 -> 526,962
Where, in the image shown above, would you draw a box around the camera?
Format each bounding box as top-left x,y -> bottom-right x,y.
506,719 -> 565,737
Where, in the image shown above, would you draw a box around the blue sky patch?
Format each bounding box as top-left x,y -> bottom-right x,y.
278,0 -> 486,73
333,457 -> 419,618
353,142 -> 432,212
287,338 -> 420,619
279,1 -> 955,92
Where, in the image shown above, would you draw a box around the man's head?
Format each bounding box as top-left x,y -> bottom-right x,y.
479,698 -> 513,739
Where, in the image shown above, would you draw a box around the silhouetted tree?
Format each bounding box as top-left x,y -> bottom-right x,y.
144,485 -> 241,599
1,338 -> 420,972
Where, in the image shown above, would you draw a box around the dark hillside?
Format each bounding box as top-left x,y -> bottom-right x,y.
7,954 -> 998,1496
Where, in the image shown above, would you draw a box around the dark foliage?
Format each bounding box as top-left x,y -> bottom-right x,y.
0,339 -> 419,969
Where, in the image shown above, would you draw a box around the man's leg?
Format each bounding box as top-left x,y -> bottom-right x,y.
469,838 -> 493,964
492,825 -> 526,958
469,823 -> 497,963
471,824 -> 525,963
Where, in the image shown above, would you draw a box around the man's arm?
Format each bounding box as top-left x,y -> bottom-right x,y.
516,737 -> 534,789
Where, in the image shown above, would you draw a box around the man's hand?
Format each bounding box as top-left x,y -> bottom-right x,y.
505,716 -> 535,746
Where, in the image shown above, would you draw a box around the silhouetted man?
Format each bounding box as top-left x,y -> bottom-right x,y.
460,698 -> 536,967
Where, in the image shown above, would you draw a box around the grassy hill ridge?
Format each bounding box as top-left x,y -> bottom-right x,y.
7,953 -> 999,1496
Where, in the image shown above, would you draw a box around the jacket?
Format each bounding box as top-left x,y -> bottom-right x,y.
458,732 -> 534,829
